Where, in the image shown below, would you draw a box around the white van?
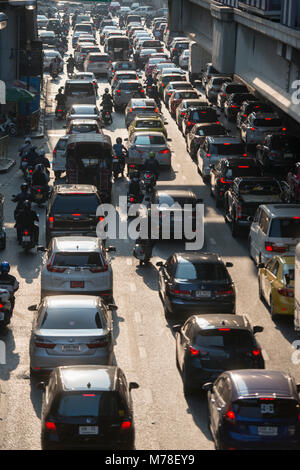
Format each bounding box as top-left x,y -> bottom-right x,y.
64,80 -> 96,111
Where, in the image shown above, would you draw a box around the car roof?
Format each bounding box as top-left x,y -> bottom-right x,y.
192,314 -> 251,331
259,204 -> 300,218
58,365 -> 119,392
130,98 -> 156,106
228,370 -> 296,400
54,184 -> 98,194
207,136 -> 243,144
52,236 -> 102,252
174,251 -> 222,263
44,295 -> 100,310
219,157 -> 258,166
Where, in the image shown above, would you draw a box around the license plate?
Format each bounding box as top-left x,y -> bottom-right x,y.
79,426 -> 98,435
114,159 -> 119,163
36,193 -> 43,199
61,344 -> 81,352
22,236 -> 30,242
0,312 -> 4,321
70,281 -> 84,288
195,290 -> 211,298
258,426 -> 278,436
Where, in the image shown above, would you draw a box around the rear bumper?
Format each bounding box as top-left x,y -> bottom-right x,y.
30,353 -> 112,372
41,289 -> 113,299
166,297 -> 235,319
219,432 -> 300,450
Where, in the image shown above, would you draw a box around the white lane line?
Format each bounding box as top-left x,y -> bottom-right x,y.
209,238 -> 217,245
138,346 -> 147,359
262,349 -> 270,361
135,311 -> 142,323
130,282 -> 136,292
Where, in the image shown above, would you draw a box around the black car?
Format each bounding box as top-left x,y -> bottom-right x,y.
256,134 -> 300,173
186,123 -> 228,160
40,365 -> 139,450
217,81 -> 249,111
224,93 -> 257,122
236,101 -> 274,130
182,106 -> 220,136
210,157 -> 262,207
46,184 -> 102,246
204,370 -> 300,450
157,252 -> 235,319
174,314 -> 264,394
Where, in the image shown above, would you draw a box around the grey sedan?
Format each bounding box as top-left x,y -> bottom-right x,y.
127,131 -> 172,168
66,104 -> 101,123
30,295 -> 114,374
112,80 -> 145,111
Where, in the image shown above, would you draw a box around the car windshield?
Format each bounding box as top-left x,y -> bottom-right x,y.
52,252 -> 103,268
175,260 -> 229,281
51,194 -> 100,213
209,143 -> 245,155
39,308 -> 103,329
234,399 -> 299,419
225,166 -> 260,178
55,392 -> 123,418
269,218 -> 300,238
254,118 -> 282,127
194,330 -> 253,349
239,182 -> 281,195
135,135 -> 165,145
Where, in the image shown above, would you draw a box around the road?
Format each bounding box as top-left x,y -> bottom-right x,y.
0,32 -> 299,451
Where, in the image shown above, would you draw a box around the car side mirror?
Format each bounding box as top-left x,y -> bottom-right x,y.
28,304 -> 38,311
167,138 -> 172,142
257,263 -> 265,269
129,382 -> 139,391
37,382 -> 46,391
253,325 -> 264,334
225,262 -> 233,268
37,246 -> 47,252
172,324 -> 181,333
106,246 -> 116,252
202,382 -> 213,392
285,274 -> 291,285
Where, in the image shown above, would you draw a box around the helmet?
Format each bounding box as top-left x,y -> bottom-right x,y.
149,151 -> 155,158
0,262 -> 10,274
36,163 -> 44,172
25,137 -> 31,144
21,183 -> 28,192
39,149 -> 46,157
133,170 -> 140,179
23,200 -> 31,211
116,137 -> 122,144
105,88 -> 109,93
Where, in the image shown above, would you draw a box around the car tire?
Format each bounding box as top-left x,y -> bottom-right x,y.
182,368 -> 192,396
231,219 -> 239,237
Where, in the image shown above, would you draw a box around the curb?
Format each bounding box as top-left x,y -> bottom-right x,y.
0,159 -> 16,173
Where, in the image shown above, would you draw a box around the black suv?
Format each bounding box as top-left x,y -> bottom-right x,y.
40,365 -> 139,450
174,314 -> 264,394
46,184 -> 102,246
256,133 -> 300,173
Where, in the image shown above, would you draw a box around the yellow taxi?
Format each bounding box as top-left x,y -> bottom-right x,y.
258,255 -> 294,316
128,115 -> 168,139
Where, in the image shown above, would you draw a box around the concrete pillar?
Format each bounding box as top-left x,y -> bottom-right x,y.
211,2 -> 237,73
168,0 -> 183,32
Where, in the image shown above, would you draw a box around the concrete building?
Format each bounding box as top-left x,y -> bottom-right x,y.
168,0 -> 300,124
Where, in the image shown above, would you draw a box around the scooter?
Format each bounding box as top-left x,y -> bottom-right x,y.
50,68 -> 59,80
30,185 -> 49,207
0,115 -> 18,137
142,172 -> 156,195
55,106 -> 66,120
0,288 -> 13,328
101,108 -> 113,125
112,155 -> 124,179
19,225 -> 38,253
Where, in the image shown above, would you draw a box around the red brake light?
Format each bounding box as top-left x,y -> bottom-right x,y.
49,216 -> 54,230
252,349 -> 261,356
72,214 -> 81,217
121,421 -> 132,430
189,346 -> 199,356
46,265 -> 66,273
218,328 -> 231,331
24,231 -> 29,236
220,178 -> 231,184
159,149 -> 169,154
35,342 -> 56,349
282,128 -> 287,131
89,265 -> 108,273
225,410 -> 235,423
45,421 -> 56,431
265,243 -> 287,253
238,165 -> 249,168
224,143 -> 231,146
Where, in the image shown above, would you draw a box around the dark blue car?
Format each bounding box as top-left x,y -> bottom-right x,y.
204,370 -> 300,450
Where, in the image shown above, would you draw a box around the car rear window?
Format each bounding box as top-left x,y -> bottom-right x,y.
209,143 -> 245,155
55,139 -> 68,151
194,330 -> 253,349
239,182 -> 281,195
175,260 -> 229,281
65,84 -> 94,96
39,307 -> 103,329
233,399 -> 299,419
176,92 -> 198,99
76,25 -> 92,32
254,118 -> 282,127
136,120 -> 162,128
269,218 -> 300,238
191,109 -> 218,121
143,40 -> 161,47
134,135 -> 165,145
72,106 -> 96,114
115,73 -> 137,81
89,55 -> 109,62
196,125 -> 226,136
71,123 -> 98,133
51,194 -> 100,213
120,82 -> 140,91
55,392 -> 123,418
225,166 -> 260,178
225,84 -> 248,94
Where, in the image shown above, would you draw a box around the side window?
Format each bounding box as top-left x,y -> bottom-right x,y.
214,377 -> 226,401
253,208 -> 261,224
270,261 -> 280,277
165,256 -> 175,276
259,211 -> 270,234
265,258 -> 275,272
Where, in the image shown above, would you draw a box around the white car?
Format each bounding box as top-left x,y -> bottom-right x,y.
40,237 -> 116,300
240,112 -> 284,145
43,50 -> 63,71
37,15 -> 48,29
179,49 -> 189,69
248,204 -> 300,265
83,53 -> 110,77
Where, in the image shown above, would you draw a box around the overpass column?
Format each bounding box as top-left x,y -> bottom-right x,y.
211,2 -> 237,73
168,0 -> 183,32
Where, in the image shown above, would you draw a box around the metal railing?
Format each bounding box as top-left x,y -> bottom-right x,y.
0,136 -> 9,159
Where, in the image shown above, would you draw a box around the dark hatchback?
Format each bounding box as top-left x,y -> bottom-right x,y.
174,314 -> 264,394
182,106 -> 220,136
204,369 -> 300,450
46,184 -> 102,246
40,365 -> 139,450
256,134 -> 300,173
157,252 -> 235,319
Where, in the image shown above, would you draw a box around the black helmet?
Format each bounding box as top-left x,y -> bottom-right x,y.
116,137 -> 122,144
105,88 -> 109,93
23,200 -> 31,211
21,183 -> 28,192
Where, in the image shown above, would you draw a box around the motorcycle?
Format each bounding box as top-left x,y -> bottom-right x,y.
133,238 -> 153,266
55,106 -> 66,120
142,172 -> 156,195
67,62 -> 74,77
50,67 -> 59,80
24,165 -> 34,184
20,226 -> 37,253
0,288 -> 13,328
30,185 -> 49,207
112,155 -> 124,180
101,108 -> 113,125
0,115 -> 18,137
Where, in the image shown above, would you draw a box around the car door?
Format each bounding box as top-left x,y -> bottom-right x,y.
257,210 -> 270,263
250,208 -> 262,262
209,376 -> 227,437
261,258 -> 275,299
264,259 -> 280,304
160,256 -> 175,299
177,319 -> 193,370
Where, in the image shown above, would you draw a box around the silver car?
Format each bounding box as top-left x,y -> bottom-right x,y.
40,237 -> 115,300
112,80 -> 145,111
84,53 -> 110,78
111,70 -> 140,90
124,98 -> 160,127
29,295 -> 114,374
127,131 -> 172,168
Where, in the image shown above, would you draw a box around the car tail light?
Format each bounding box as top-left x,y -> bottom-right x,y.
169,288 -> 192,298
159,149 -> 169,154
252,349 -> 261,356
277,288 -> 294,298
238,166 -> 249,168
45,421 -> 56,431
155,108 -> 159,113
89,265 -> 108,273
236,204 -> 242,219
87,337 -> 109,348
121,421 -> 132,430
251,127 -> 255,131
24,231 -> 29,236
35,341 -> 56,349
181,112 -> 186,116
49,216 -> 54,229
117,90 -> 121,94
282,128 -> 287,131
220,178 -> 231,184
265,243 -> 287,253
215,290 -> 233,296
225,409 -> 236,423
189,346 -> 199,356
57,109 -> 62,112
46,264 -> 66,273
243,153 -> 248,157
205,153 -> 211,158
129,108 -> 133,113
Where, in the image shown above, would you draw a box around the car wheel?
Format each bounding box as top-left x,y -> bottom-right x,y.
231,218 -> 239,237
182,367 -> 192,396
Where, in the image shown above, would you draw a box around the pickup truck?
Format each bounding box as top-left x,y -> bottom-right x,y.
224,177 -> 286,237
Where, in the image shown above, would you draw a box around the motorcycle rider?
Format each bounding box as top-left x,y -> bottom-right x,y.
101,88 -> 113,121
143,151 -> 160,182
31,164 -> 49,190
19,137 -> 32,159
128,171 -> 142,202
55,87 -> 66,117
15,200 -> 39,245
150,83 -> 161,110
0,262 -> 19,311
66,54 -> 75,76
34,149 -> 51,176
113,137 -> 127,177
12,183 -> 33,219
